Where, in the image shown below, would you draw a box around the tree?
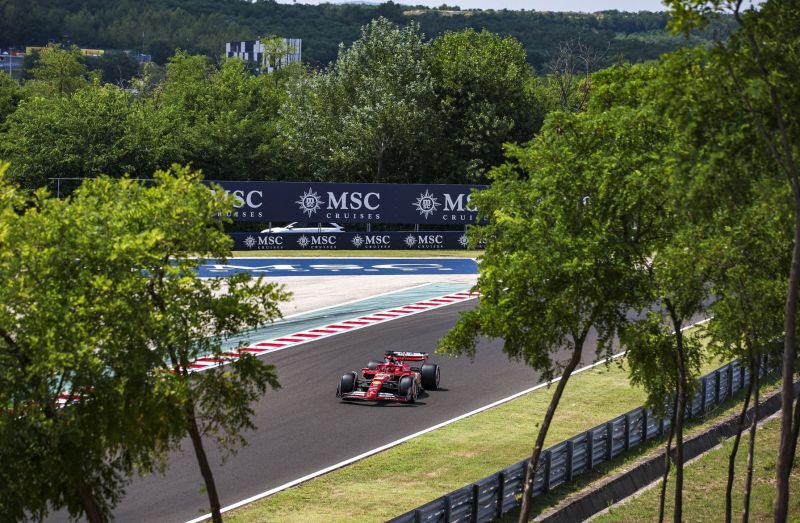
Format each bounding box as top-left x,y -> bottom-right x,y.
537,38 -> 607,114
652,46 -> 789,521
0,165 -> 289,521
161,52 -> 295,181
259,34 -> 295,74
624,227 -> 709,522
0,167 -> 184,521
1,82 -> 184,190
2,49 -> 293,192
0,71 -> 21,125
438,105 -> 674,523
586,57 -> 697,521
704,181 -> 788,521
586,45 -> 796,519
425,28 -> 541,182
621,315 -> 682,521
665,2 -> 800,519
280,18 -> 439,183
28,44 -> 89,97
85,51 -> 141,87
133,167 -> 291,523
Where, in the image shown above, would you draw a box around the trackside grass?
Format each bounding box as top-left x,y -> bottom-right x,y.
497,368 -> 786,522
225,355 -> 730,523
593,415 -> 800,522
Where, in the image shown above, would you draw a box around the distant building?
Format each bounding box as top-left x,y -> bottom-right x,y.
225,38 -> 301,73
0,50 -> 23,76
124,50 -> 152,64
26,45 -> 105,57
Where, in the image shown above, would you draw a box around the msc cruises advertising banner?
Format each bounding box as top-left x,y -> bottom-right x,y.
208,181 -> 486,225
229,231 -> 473,251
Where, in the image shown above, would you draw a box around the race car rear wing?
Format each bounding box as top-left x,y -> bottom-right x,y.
385,351 -> 428,363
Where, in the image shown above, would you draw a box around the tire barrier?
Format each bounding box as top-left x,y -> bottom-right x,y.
387,358 -> 771,523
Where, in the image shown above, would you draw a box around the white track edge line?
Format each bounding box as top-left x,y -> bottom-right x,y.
184,316 -> 712,523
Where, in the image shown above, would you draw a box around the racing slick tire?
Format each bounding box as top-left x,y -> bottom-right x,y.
420,363 -> 440,390
337,372 -> 358,396
366,360 -> 382,370
398,376 -> 416,403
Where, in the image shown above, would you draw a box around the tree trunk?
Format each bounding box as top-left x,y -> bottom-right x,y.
375,142 -> 385,182
666,299 -> 686,523
517,341 -> 586,523
149,280 -> 223,523
776,207 -> 800,523
658,394 -> 679,523
723,11 -> 800,519
743,359 -> 760,523
726,357 -> 755,523
186,401 -> 223,523
673,359 -> 686,523
39,390 -> 106,523
75,476 -> 105,523
788,395 -> 800,477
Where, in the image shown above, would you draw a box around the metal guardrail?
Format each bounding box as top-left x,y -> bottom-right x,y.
388,359 -> 765,523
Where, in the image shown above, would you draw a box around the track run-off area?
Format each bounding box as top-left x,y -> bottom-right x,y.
47,257 -> 613,523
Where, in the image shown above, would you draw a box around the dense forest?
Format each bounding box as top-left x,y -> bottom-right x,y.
0,21 -> 546,191
0,0 -> 733,69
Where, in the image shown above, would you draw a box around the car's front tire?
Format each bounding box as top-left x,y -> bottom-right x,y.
421,363 -> 440,390
337,372 -> 358,396
398,376 -> 416,403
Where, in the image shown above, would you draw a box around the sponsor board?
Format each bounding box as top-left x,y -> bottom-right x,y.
208,181 -> 486,225
230,231 -> 475,251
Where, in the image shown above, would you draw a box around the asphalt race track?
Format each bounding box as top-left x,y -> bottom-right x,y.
81,298 -> 610,523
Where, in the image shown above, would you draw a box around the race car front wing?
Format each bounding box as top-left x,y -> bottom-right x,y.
338,390 -> 411,402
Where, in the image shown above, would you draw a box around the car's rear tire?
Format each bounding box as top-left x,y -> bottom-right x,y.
337,372 -> 357,396
366,360 -> 381,370
398,376 -> 415,403
421,363 -> 440,390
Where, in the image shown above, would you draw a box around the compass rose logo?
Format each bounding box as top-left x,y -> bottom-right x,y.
351,235 -> 364,248
413,190 -> 440,219
244,235 -> 257,248
297,235 -> 310,248
458,234 -> 469,248
404,234 -> 417,248
296,188 -> 323,217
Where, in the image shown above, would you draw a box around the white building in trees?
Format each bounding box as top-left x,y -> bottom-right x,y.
224,38 -> 301,73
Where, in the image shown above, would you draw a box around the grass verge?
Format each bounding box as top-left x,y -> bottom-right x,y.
593,414 -> 800,522
226,353 -> 736,523
498,368 -> 785,522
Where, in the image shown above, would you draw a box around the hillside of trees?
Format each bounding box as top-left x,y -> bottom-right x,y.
0,0 -> 733,69
0,21 -> 548,191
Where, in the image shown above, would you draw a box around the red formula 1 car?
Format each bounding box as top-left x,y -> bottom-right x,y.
336,351 -> 440,403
